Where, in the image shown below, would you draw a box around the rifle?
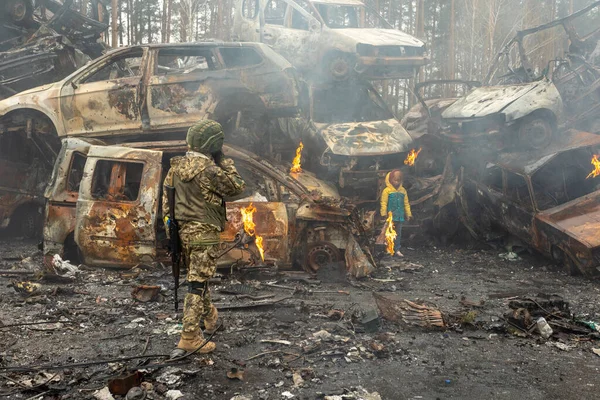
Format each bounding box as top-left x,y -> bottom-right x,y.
165,185 -> 181,312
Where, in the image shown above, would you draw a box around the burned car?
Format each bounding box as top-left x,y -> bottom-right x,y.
275,80 -> 413,199
0,42 -> 299,153
233,0 -> 427,81
456,130 -> 600,276
43,139 -> 374,277
0,0 -> 107,100
440,1 -> 600,149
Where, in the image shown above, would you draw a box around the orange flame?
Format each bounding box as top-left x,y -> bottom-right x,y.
385,212 -> 397,255
290,142 -> 304,173
404,148 -> 422,167
240,203 -> 265,261
586,154 -> 600,179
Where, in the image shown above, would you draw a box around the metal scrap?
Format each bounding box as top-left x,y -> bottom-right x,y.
373,293 -> 446,328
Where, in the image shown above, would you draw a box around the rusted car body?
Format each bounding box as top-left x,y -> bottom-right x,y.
44,139 -> 374,277
440,1 -> 600,149
0,0 -> 106,100
232,0 -> 426,80
456,130 -> 600,276
0,42 -> 299,147
275,80 -> 413,200
0,131 -> 50,237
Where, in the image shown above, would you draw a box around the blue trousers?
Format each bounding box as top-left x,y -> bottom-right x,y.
393,222 -> 403,252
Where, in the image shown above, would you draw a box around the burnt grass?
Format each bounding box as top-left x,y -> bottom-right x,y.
1,237 -> 600,400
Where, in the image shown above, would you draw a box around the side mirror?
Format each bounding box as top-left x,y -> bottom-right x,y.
309,20 -> 321,32
71,81 -> 78,90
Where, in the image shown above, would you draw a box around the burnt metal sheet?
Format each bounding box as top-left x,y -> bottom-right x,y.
537,191 -> 600,249
494,130 -> 600,175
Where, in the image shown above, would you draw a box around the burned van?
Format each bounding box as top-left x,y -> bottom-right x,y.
43,139 -> 374,277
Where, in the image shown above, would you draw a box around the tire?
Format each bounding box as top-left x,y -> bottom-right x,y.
323,53 -> 355,81
518,117 -> 554,149
306,242 -> 342,273
5,0 -> 33,24
10,206 -> 41,239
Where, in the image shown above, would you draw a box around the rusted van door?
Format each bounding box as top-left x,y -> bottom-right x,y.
75,146 -> 162,268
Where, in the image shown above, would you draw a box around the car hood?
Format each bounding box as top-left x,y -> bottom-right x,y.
315,118 -> 413,156
538,191 -> 600,249
442,82 -> 544,120
334,28 -> 424,47
291,170 -> 340,199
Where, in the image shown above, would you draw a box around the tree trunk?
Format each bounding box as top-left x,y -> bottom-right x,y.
166,0 -> 172,43
111,0 -> 118,48
447,0 -> 455,95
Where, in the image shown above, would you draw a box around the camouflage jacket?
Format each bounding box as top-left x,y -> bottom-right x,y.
162,151 -> 246,232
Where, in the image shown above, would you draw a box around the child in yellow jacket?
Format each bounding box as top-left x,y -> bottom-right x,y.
380,170 -> 412,257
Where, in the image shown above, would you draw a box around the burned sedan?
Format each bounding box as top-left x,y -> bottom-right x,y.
275,81 -> 413,200
43,139 -> 374,277
456,130 -> 600,276
233,0 -> 427,81
0,42 -> 299,152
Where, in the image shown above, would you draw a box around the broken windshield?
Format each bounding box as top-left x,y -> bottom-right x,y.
312,84 -> 393,123
312,2 -> 389,29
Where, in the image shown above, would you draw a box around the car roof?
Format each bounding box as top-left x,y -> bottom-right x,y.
106,42 -> 267,54
493,130 -> 600,176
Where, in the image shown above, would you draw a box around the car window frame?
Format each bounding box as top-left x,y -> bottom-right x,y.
218,46 -> 266,69
151,46 -> 221,76
66,151 -> 87,195
226,160 -> 279,203
75,48 -> 147,85
502,170 -> 536,212
88,158 -> 146,204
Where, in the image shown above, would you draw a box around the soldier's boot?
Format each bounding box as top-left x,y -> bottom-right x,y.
176,330 -> 216,353
171,293 -> 216,358
203,305 -> 219,335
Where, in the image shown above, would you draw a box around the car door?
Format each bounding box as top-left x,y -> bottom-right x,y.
74,145 -> 162,268
146,46 -> 227,132
219,159 -> 289,266
260,0 -> 321,69
43,139 -> 94,259
233,0 -> 261,42
59,48 -> 146,138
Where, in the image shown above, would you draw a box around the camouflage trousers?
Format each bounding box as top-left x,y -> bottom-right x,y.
179,222 -> 220,335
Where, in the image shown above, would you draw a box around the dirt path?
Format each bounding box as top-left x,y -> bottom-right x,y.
1,239 -> 599,399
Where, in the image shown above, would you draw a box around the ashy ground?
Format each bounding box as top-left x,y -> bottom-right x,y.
1,237 -> 600,400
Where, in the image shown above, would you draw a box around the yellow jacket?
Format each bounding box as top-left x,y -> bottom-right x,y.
380,171 -> 412,222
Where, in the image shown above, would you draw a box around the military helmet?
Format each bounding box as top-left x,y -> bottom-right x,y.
186,120 -> 224,154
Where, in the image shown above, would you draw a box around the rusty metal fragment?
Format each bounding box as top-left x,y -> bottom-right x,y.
374,293 -> 446,329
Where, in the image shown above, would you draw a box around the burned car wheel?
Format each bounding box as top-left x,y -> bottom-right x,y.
324,53 -> 354,81
518,117 -> 554,149
307,242 -> 342,272
5,0 -> 32,24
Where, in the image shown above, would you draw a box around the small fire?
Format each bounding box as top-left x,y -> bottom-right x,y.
385,212 -> 397,255
404,148 -> 422,167
586,154 -> 600,179
290,142 -> 304,173
241,203 -> 257,236
240,203 -> 265,261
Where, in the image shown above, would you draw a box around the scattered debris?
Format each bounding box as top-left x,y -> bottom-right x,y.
374,293 -> 446,328
93,387 -> 116,400
11,281 -> 41,295
131,286 -> 161,303
165,390 -> 184,400
324,386 -> 382,400
108,371 -> 144,395
227,368 -> 245,381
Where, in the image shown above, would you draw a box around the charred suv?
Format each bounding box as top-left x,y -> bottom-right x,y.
439,2 -> 600,149
43,139 -> 374,277
233,0 -> 427,81
457,130 -> 600,276
0,42 -> 299,154
275,80 -> 413,199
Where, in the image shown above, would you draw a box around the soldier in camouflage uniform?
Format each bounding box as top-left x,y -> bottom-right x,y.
163,120 -> 245,356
